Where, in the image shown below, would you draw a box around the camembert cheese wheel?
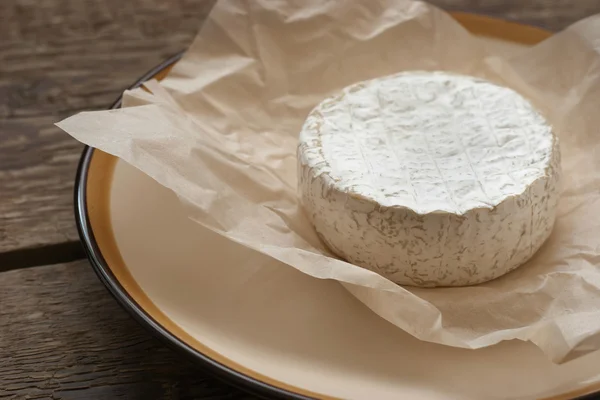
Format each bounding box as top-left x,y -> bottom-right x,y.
298,71 -> 560,287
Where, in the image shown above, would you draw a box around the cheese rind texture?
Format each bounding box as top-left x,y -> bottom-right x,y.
298,71 -> 561,287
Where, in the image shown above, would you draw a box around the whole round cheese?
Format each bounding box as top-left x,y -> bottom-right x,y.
298,71 -> 561,287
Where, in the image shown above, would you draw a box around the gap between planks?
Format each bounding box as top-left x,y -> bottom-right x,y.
0,241 -> 86,273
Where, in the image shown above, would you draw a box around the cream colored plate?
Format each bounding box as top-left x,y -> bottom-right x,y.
82,14 -> 600,400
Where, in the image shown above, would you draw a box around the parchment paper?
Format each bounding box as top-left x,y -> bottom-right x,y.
57,0 -> 600,363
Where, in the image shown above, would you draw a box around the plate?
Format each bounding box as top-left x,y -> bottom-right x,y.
75,13 -> 600,400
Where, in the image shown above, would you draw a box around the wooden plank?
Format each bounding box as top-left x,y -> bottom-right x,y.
0,0 -> 214,255
428,0 -> 600,31
0,260 -> 257,400
0,116 -> 82,254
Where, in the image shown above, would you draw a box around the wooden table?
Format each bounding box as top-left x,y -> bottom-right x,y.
2,1 -> 599,398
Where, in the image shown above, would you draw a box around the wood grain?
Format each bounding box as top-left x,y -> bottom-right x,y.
0,116 -> 82,256
428,0 -> 600,31
0,260 -> 258,400
0,0 -> 214,255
